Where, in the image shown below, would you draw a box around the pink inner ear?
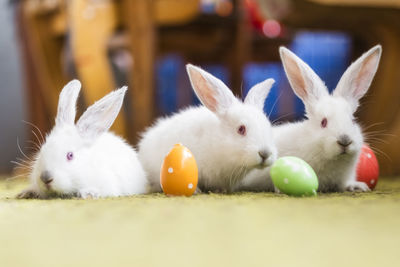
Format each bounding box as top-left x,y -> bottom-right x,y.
189,68 -> 218,112
354,53 -> 379,99
284,54 -> 307,100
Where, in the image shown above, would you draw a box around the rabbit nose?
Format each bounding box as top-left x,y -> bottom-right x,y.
337,134 -> 353,147
258,150 -> 271,162
40,171 -> 53,184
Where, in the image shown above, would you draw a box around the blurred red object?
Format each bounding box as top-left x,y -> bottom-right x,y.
356,144 -> 379,190
262,19 -> 281,38
245,0 -> 263,30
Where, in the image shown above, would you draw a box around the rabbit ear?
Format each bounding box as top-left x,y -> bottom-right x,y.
76,86 -> 127,139
186,64 -> 237,114
333,45 -> 382,112
244,78 -> 275,110
279,47 -> 328,107
56,80 -> 81,125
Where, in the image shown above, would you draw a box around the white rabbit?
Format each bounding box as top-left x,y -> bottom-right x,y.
138,64 -> 277,193
17,80 -> 147,199
241,45 -> 382,193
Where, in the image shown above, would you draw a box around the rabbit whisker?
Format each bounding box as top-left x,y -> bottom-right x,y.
6,174 -> 28,181
26,140 -> 41,151
361,121 -> 385,131
268,92 -> 282,118
31,130 -> 43,147
16,137 -> 32,161
10,160 -> 30,169
23,120 -> 45,144
368,145 -> 392,162
272,112 -> 297,124
25,146 -> 39,152
16,157 -> 32,166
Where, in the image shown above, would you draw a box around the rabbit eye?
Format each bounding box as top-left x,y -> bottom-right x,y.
237,125 -> 246,136
67,152 -> 74,161
321,118 -> 328,128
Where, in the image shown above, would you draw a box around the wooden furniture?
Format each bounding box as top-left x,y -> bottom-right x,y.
17,0 -> 202,141
68,0 -> 126,136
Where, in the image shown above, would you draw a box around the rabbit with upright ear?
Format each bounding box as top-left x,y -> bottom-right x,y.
138,64 -> 277,193
17,80 -> 147,199
242,45 -> 382,193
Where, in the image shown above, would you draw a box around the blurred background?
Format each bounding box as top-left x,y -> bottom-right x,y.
0,0 -> 399,176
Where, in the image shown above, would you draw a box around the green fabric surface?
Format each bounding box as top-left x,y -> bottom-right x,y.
0,177 -> 399,267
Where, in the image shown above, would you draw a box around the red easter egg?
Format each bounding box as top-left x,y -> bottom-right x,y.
356,144 -> 379,190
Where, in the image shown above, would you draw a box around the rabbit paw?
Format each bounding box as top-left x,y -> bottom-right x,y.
194,187 -> 202,194
346,181 -> 370,192
17,188 -> 40,199
78,190 -> 100,199
274,186 -> 281,194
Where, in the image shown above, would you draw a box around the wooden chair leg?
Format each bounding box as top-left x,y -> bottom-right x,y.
16,4 -> 50,134
17,3 -> 66,133
229,0 -> 251,97
121,0 -> 156,143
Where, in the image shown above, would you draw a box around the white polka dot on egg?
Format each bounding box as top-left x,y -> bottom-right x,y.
188,183 -> 193,189
371,179 -> 375,184
168,167 -> 173,173
367,153 -> 372,159
284,178 -> 289,184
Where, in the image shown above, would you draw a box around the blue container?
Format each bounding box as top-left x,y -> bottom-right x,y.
289,31 -> 352,116
156,54 -> 182,115
243,63 -> 281,120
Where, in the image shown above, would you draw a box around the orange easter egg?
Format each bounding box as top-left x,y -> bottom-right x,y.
160,144 -> 198,196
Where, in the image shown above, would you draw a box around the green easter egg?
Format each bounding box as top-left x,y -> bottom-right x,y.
270,156 -> 318,197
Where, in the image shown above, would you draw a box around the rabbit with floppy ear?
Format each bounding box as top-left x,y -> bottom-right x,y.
138,64 -> 277,193
242,45 -> 382,192
17,80 -> 147,199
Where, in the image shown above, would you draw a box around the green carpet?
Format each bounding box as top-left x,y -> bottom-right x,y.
0,177 -> 399,267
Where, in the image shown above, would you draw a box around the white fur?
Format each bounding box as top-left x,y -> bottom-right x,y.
18,80 -> 147,198
138,64 -> 277,193
240,45 -> 382,192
